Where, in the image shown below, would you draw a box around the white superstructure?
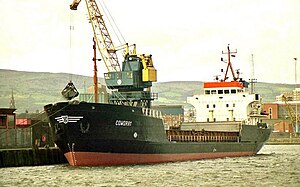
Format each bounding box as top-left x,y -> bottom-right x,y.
187,45 -> 266,126
187,81 -> 264,125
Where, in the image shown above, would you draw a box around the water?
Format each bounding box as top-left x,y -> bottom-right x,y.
1,145 -> 299,187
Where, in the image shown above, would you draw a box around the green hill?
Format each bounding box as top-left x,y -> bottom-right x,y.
0,69 -> 297,113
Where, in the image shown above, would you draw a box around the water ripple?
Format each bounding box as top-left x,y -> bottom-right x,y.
0,145 -> 299,187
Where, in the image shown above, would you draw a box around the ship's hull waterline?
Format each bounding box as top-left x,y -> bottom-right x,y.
64,151 -> 257,166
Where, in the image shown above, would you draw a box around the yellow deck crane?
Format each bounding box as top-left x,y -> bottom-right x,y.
282,95 -> 300,135
69,0 -> 157,107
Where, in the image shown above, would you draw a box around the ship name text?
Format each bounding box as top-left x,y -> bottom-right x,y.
115,120 -> 132,127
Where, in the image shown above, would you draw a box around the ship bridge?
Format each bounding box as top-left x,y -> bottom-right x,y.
203,81 -> 244,95
187,81 -> 261,123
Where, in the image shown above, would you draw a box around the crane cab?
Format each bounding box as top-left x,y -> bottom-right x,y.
104,54 -> 156,90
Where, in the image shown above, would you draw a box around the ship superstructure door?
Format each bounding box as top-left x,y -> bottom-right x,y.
228,110 -> 234,121
209,110 -> 214,122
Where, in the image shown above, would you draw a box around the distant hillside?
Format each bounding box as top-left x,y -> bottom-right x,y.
0,69 -> 103,113
0,69 -> 298,113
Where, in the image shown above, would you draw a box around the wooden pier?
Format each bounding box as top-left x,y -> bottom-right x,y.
0,147 -> 67,167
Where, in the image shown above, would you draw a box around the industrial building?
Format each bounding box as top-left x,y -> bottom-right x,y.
263,88 -> 300,135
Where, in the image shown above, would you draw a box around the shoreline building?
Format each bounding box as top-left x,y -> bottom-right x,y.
263,88 -> 300,134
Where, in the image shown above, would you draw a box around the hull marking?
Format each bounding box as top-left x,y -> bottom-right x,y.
55,115 -> 83,124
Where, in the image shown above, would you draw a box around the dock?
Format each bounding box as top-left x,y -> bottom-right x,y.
0,147 -> 67,167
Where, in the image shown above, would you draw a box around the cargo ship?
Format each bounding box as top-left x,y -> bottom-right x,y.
44,0 -> 271,166
44,45 -> 271,166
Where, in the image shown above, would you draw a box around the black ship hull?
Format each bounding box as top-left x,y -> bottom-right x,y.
44,101 -> 271,166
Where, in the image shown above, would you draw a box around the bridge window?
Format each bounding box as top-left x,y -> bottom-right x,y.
205,90 -> 210,95
211,90 -> 217,94
224,90 -> 230,94
231,89 -> 237,94
218,90 -> 223,94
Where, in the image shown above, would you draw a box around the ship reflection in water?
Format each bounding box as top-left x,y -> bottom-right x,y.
1,145 -> 299,186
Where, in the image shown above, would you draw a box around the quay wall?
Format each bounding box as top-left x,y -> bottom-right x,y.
0,147 -> 67,167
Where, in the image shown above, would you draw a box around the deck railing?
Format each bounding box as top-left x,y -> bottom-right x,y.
142,108 -> 163,119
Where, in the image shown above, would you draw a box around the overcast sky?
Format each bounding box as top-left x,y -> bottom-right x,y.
1,0 -> 300,84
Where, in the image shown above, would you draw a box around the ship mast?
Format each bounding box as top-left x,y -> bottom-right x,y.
222,45 -> 237,81
249,54 -> 257,94
93,37 -> 99,103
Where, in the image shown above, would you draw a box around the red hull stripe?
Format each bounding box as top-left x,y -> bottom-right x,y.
64,151 -> 256,166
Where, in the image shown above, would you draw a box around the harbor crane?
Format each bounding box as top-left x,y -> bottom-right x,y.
69,0 -> 157,107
